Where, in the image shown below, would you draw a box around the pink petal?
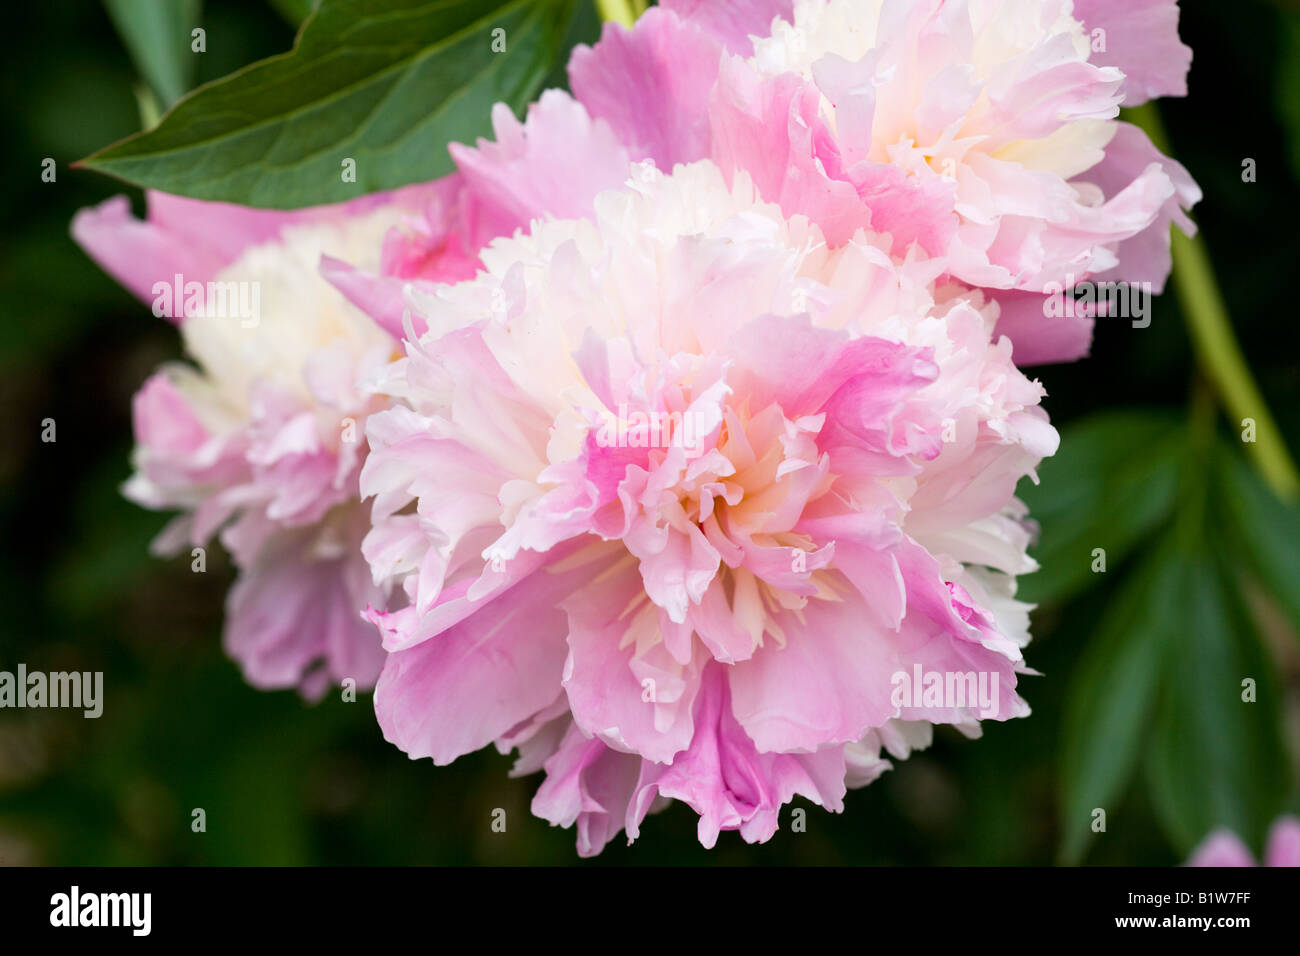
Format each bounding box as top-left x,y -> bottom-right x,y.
660,0 -> 791,55
990,289 -> 1096,365
449,91 -> 631,238
71,196 -> 226,311
1082,122 -> 1201,294
630,665 -> 846,848
709,58 -> 870,247
532,724 -> 644,857
1264,816 -> 1300,868
1072,0 -> 1193,106
1186,830 -> 1257,867
373,552 -> 608,764
561,562 -> 705,764
225,532 -> 386,696
569,8 -> 721,169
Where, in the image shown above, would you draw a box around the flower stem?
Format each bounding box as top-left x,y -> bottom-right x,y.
593,0 -> 641,28
1127,103 -> 1300,502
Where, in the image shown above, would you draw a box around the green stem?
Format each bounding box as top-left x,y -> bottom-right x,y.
594,0 -> 639,27
134,83 -> 161,131
1127,103 -> 1300,502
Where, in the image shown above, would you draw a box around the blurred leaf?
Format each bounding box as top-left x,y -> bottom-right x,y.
268,0 -> 318,26
0,220 -> 138,365
1278,15 -> 1300,184
1058,542 -> 1177,864
103,0 -> 202,109
21,60 -> 142,164
1018,411 -> 1184,605
1217,447 -> 1300,639
79,0 -> 577,208
1145,545 -> 1288,854
49,453 -> 157,617
540,0 -> 600,93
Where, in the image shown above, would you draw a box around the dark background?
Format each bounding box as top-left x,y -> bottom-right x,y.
0,0 -> 1296,865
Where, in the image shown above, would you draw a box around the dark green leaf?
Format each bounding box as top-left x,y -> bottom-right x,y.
1216,446 -> 1300,639
1058,541 -> 1178,864
1018,410 -> 1183,605
1277,16 -> 1300,184
539,0 -> 599,93
267,0 -> 318,27
1144,545 -> 1288,854
103,0 -> 203,109
80,0 -> 577,208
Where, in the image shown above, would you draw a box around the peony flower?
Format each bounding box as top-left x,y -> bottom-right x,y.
359,160 -> 1054,853
569,0 -> 1200,365
1186,816 -> 1300,867
75,188 -> 441,696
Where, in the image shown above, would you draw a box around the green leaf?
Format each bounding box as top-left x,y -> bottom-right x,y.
267,0 -> 318,26
103,0 -> 203,109
1216,447 -> 1300,638
1057,541 -> 1178,864
1144,545 -> 1288,854
1017,411 -> 1184,605
80,0 -> 577,208
1277,16 -> 1300,185
540,0 -> 600,93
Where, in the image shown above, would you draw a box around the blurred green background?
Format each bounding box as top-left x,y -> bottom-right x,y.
1,0 -> 1297,865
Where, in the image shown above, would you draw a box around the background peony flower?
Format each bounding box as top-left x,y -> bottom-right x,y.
72,184 -> 440,317
104,199 -> 428,697
360,161 -> 1053,853
74,178 -> 490,695
1186,816 -> 1300,867
569,0 -> 1200,365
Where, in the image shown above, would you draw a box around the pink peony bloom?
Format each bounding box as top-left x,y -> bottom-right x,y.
106,196 -> 437,696
360,161 -> 1053,853
1186,816 -> 1300,867
569,0 -> 1200,365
